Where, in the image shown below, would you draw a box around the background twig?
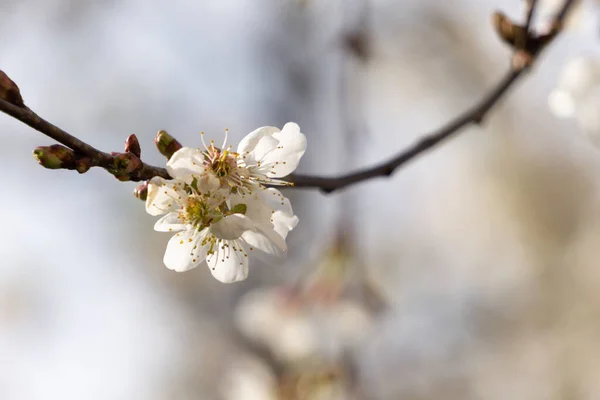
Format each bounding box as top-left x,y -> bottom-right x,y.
289,0 -> 577,192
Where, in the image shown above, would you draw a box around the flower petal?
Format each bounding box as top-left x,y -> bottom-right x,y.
166,147 -> 212,185
249,122 -> 306,178
230,191 -> 272,227
210,214 -> 254,240
250,135 -> 280,163
154,211 -> 186,233
163,229 -> 207,272
257,188 -> 299,239
145,177 -> 186,216
237,126 -> 280,154
230,188 -> 298,240
206,239 -> 249,283
242,230 -> 287,266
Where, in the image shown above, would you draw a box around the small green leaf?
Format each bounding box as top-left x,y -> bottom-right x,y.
230,203 -> 247,215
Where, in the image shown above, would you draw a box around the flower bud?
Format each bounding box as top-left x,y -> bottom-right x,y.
0,70 -> 24,107
111,152 -> 142,175
491,11 -> 527,50
154,130 -> 182,159
75,157 -> 92,174
133,181 -> 149,201
124,134 -> 141,158
33,145 -> 76,169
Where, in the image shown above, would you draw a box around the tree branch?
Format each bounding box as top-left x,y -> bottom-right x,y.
0,97 -> 170,181
0,0 -> 577,191
288,0 -> 577,193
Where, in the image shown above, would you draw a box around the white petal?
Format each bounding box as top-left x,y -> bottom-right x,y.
250,135 -> 280,163
237,126 -> 280,154
166,147 -> 210,184
242,230 -> 287,266
230,191 -> 272,227
250,122 -> 306,178
197,172 -> 222,193
206,239 -> 249,283
258,188 -> 299,239
154,212 -> 186,232
230,188 -> 298,240
145,177 -> 186,216
210,214 -> 254,240
163,229 -> 207,272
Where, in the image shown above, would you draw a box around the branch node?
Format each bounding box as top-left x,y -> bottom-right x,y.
383,167 -> 394,176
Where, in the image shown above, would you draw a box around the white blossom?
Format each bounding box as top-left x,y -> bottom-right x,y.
548,56 -> 600,140
237,122 -> 307,187
146,176 -> 297,282
166,122 -> 306,193
145,123 -> 305,282
221,357 -> 278,400
235,286 -> 373,363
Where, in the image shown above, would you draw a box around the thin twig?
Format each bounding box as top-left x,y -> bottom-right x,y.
524,0 -> 538,32
290,71 -> 519,192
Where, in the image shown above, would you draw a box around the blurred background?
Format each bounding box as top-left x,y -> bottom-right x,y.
2,0 -> 600,399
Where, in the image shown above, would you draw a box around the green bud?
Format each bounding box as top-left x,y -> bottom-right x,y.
33,145 -> 76,169
230,203 -> 247,215
154,130 -> 182,159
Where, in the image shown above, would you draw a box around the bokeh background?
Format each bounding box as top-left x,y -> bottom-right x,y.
2,0 -> 600,399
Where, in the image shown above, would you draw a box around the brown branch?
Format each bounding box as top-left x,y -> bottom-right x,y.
0,97 -> 169,181
0,0 -> 577,191
290,70 -> 520,192
288,0 -> 577,193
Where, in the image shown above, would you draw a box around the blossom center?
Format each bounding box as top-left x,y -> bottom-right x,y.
210,149 -> 238,178
181,195 -> 218,229
201,141 -> 250,190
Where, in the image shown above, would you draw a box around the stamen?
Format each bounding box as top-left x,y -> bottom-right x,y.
200,131 -> 209,152
222,128 -> 229,149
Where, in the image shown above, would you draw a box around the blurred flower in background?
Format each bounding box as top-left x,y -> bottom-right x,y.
549,56 -> 600,141
231,241 -> 379,399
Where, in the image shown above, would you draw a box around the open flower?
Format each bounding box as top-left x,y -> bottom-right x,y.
146,176 -> 297,283
237,122 -> 307,187
166,122 -> 306,194
144,122 -> 304,282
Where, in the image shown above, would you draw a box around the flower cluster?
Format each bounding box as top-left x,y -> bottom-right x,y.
145,123 -> 306,283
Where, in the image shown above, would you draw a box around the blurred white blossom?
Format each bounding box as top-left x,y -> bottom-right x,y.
549,56 -> 600,140
235,286 -> 373,363
221,357 -> 278,400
